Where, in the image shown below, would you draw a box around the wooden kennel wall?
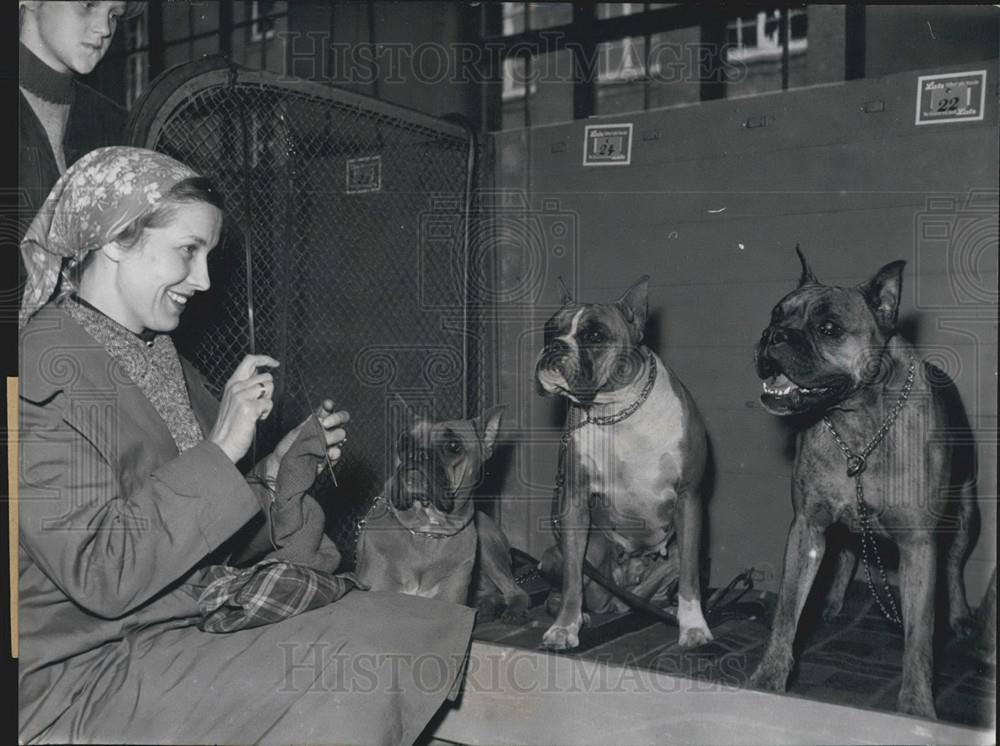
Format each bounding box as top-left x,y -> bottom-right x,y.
487,61 -> 998,604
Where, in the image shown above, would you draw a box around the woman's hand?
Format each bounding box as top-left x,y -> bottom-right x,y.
208,354 -> 280,463
313,398 -> 350,471
265,399 -> 350,480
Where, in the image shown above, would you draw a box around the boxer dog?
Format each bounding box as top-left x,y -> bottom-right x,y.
749,249 -> 977,718
535,276 -> 713,650
355,407 -> 531,622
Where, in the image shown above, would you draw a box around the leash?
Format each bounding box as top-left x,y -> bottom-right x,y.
823,357 -> 916,627
551,349 -> 657,539
508,548 -> 758,626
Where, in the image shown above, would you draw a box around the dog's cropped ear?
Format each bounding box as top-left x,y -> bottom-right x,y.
557,276 -> 574,306
476,405 -> 505,458
858,260 -> 905,332
796,244 -> 818,287
616,275 -> 650,341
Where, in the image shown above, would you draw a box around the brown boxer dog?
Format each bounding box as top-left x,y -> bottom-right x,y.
749,250 -> 977,719
535,276 -> 713,650
355,407 -> 531,622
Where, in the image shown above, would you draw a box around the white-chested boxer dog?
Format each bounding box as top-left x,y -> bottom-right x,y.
355,408 -> 531,622
535,276 -> 713,650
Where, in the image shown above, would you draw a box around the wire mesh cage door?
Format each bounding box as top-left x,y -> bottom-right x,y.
128,60 -> 483,569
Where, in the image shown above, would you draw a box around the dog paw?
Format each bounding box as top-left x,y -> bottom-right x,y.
541,621 -> 581,650
897,689 -> 937,720
748,659 -> 790,692
475,597 -> 500,623
500,608 -> 529,626
499,591 -> 531,625
949,611 -> 976,641
678,624 -> 714,648
820,601 -> 844,622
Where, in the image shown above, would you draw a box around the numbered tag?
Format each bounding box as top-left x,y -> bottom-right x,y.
346,156 -> 382,194
915,70 -> 987,126
583,123 -> 633,166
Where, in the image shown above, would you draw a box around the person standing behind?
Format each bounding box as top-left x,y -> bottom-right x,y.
18,1 -> 144,288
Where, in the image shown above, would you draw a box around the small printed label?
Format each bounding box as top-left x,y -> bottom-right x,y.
346,156 -> 382,193
915,70 -> 987,125
583,123 -> 633,166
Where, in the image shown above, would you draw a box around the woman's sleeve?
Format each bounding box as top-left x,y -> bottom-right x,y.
181,359 -> 339,573
18,391 -> 263,619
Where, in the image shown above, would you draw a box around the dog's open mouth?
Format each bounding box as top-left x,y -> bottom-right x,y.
761,373 -> 830,398
760,373 -> 841,414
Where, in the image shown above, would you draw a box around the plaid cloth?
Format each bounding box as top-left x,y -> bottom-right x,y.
197,558 -> 359,633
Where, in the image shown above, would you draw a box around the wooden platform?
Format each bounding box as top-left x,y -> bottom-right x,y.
424,581 -> 996,745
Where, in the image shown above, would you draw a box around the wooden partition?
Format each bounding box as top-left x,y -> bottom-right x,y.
486,61 -> 998,601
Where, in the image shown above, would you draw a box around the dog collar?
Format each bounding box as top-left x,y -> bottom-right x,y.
570,349 -> 658,429
364,495 -> 475,539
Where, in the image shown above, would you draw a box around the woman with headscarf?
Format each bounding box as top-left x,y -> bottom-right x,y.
18,147 -> 475,745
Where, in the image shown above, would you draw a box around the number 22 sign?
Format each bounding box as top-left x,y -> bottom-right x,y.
915,70 -> 987,126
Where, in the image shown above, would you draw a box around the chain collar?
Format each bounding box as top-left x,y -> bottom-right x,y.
822,357 -> 917,627
568,348 -> 658,432
358,495 -> 474,540
823,358 -> 917,479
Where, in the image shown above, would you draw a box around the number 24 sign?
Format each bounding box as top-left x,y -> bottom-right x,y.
583,124 -> 633,166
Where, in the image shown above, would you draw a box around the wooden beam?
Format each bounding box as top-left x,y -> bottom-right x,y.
572,2 -> 596,120
147,0 -> 164,79
845,4 -> 866,80
699,7 -> 727,102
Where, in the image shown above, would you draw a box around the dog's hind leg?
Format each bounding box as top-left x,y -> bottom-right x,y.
821,531 -> 858,621
945,477 -> 977,639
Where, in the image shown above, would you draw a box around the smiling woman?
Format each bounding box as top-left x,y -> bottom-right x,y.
76,179 -> 222,333
16,147 -> 476,745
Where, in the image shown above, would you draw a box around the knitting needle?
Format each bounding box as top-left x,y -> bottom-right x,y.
294,366 -> 339,488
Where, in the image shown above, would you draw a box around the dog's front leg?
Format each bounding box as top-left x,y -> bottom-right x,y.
750,514 -> 826,692
897,535 -> 937,718
541,482 -> 590,650
475,511 -> 531,623
676,489 -> 713,647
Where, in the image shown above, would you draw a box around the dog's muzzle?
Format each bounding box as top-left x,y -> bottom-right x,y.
538,339 -> 573,375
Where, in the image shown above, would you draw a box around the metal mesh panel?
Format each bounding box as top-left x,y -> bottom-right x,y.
132,66 -> 477,568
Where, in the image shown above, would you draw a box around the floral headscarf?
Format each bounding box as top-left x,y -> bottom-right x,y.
19,146 -> 199,329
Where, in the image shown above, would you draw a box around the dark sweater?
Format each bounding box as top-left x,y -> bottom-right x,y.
18,84 -> 128,296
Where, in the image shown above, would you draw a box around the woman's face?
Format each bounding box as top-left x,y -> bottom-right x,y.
21,1 -> 127,75
111,201 -> 222,334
